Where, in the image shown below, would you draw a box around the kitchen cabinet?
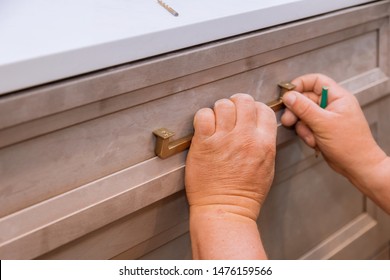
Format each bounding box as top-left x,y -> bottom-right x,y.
0,1 -> 389,259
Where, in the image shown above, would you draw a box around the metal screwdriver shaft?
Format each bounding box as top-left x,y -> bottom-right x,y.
157,0 -> 179,17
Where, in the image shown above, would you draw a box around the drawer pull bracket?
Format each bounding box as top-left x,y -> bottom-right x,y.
270,82 -> 296,112
153,128 -> 193,159
153,82 -> 295,159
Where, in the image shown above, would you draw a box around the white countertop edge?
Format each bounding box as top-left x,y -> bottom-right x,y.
0,0 -> 376,94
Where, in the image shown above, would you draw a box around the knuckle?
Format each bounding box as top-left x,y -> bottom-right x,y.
196,107 -> 212,116
257,101 -> 273,114
214,98 -> 234,108
244,133 -> 276,157
231,93 -> 254,102
296,99 -> 313,119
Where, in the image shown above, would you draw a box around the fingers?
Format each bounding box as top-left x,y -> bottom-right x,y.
292,73 -> 348,102
281,92 -> 319,127
281,73 -> 353,129
295,121 -> 316,148
230,94 -> 257,128
292,73 -> 337,96
194,94 -> 276,139
281,108 -> 298,127
214,99 -> 236,132
230,94 -> 277,134
255,101 -> 277,132
282,91 -> 326,128
193,108 -> 216,138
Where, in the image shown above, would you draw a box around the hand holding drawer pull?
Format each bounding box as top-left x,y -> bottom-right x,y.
153,82 -> 295,159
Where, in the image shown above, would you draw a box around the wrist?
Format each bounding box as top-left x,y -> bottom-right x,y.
189,201 -> 261,223
344,145 -> 388,195
190,205 -> 258,223
189,205 -> 265,259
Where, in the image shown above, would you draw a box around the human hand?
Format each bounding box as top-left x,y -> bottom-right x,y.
281,73 -> 387,184
185,94 -> 277,222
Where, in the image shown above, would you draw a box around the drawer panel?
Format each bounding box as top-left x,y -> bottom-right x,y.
38,192 -> 189,260
1,2 -> 389,259
137,234 -> 192,260
20,101 -> 389,260
0,29 -> 382,218
261,161 -> 363,259
0,1 -> 388,131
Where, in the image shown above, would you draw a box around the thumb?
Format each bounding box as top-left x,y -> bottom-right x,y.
282,91 -> 325,128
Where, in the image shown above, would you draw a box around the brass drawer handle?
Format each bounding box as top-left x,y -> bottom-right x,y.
268,81 -> 296,112
153,128 -> 193,159
153,82 -> 295,159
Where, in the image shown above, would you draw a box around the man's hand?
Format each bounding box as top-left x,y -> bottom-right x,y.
185,93 -> 277,259
281,74 -> 389,213
185,93 -> 277,221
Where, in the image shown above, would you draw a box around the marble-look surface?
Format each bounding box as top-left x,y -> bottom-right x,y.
0,0 -> 375,94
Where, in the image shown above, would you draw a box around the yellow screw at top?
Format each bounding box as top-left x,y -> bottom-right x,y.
157,0 -> 179,17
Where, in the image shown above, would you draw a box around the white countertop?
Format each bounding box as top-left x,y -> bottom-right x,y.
0,0 -> 375,94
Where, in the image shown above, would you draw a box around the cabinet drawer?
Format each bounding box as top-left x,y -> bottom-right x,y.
0,1 -> 389,259
0,21 -> 384,218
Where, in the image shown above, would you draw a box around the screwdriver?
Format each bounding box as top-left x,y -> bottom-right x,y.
157,0 -> 179,17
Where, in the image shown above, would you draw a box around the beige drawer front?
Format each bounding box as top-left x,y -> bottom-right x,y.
0,22 -> 385,218
1,1 -> 390,259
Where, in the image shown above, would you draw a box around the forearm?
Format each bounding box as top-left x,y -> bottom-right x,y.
189,206 -> 267,260
347,155 -> 390,214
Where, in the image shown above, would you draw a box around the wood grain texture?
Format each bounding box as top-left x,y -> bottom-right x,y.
371,244 -> 390,260
39,192 -> 189,260
0,29 -> 385,219
0,1 -> 388,131
0,154 -> 187,259
0,19 -> 386,149
0,2 -> 389,260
